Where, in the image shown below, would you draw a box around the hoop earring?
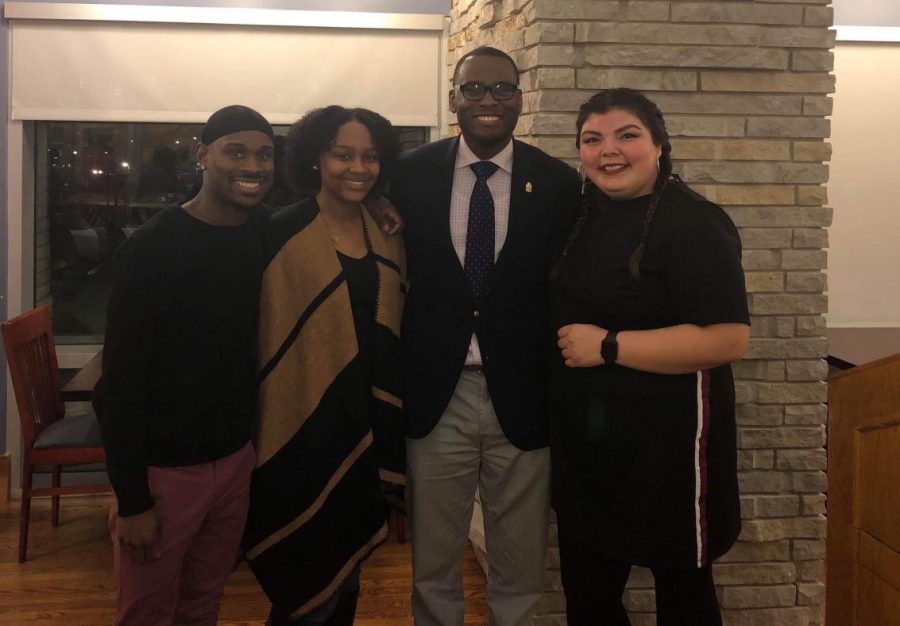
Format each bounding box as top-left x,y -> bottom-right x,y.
577,162 -> 587,195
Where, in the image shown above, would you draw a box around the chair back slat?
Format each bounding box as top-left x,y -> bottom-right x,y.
1,307 -> 65,448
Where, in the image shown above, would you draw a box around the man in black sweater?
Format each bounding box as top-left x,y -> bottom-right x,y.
94,105 -> 274,626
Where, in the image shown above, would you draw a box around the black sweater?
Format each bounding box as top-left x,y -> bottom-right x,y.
94,206 -> 262,516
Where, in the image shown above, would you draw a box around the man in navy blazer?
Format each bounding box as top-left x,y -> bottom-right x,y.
391,47 -> 580,625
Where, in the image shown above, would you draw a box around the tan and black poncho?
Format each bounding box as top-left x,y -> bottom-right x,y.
242,197 -> 406,618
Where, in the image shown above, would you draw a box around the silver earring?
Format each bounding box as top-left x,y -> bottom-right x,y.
576,162 -> 587,195
200,164 -> 207,171
656,157 -> 660,173
312,164 -> 319,171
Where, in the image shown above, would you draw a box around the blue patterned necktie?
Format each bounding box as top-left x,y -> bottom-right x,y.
464,160 -> 499,300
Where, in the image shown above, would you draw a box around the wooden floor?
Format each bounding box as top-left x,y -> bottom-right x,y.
0,495 -> 488,625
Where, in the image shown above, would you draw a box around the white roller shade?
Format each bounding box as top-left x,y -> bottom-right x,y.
10,15 -> 442,126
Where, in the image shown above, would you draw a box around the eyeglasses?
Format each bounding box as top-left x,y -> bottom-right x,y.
457,81 -> 520,101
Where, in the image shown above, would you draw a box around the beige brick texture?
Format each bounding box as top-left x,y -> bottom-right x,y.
448,1 -> 832,623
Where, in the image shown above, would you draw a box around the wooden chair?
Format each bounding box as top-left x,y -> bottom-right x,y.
1,306 -> 109,562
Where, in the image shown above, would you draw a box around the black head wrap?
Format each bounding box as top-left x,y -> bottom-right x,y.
201,105 -> 274,145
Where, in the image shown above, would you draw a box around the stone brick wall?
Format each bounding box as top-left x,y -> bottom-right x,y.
448,1 -> 833,625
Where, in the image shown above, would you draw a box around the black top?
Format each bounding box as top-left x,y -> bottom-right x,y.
549,181 -> 749,567
94,206 -> 262,516
337,250 -> 378,360
391,137 -> 581,450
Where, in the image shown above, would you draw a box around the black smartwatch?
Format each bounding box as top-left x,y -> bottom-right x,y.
601,330 -> 619,365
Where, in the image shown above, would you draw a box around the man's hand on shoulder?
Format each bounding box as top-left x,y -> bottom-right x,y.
118,506 -> 161,564
364,195 -> 404,235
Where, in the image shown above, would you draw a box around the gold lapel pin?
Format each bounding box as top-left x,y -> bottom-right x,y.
525,182 -> 533,193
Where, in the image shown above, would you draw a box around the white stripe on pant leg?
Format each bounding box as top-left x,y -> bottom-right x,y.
694,371 -> 706,568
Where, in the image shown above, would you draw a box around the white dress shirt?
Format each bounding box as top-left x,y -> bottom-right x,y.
450,136 -> 514,366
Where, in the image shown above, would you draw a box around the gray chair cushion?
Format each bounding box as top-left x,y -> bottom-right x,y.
33,411 -> 103,449
33,463 -> 106,472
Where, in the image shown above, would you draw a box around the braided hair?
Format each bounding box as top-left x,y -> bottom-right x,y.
566,88 -> 674,279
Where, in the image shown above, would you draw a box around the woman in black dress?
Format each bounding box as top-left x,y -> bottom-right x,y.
550,88 -> 750,625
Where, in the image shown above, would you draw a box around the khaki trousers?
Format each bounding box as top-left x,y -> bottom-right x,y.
408,371 -> 551,626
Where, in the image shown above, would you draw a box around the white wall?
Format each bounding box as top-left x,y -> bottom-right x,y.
834,0 -> 900,27
827,42 -> 900,327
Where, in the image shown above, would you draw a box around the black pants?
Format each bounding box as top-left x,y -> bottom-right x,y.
558,527 -> 722,626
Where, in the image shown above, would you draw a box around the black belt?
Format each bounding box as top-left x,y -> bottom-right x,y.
462,364 -> 483,373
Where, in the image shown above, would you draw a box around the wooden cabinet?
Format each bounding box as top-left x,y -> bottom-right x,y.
827,354 -> 900,626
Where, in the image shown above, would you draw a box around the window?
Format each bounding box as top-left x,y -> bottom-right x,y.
35,121 -> 427,344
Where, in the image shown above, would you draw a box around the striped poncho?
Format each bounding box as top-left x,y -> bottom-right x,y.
242,197 -> 406,618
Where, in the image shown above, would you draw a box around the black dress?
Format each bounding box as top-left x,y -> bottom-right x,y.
337,249 -> 378,376
549,181 -> 749,567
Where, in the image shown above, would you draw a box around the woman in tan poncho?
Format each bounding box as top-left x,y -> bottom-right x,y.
243,106 -> 405,626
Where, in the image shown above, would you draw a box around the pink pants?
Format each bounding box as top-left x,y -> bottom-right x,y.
109,442 -> 255,626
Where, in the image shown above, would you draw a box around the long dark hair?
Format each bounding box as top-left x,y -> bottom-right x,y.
566,88 -> 674,278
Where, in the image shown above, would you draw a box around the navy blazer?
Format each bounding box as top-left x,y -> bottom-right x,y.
391,137 -> 580,450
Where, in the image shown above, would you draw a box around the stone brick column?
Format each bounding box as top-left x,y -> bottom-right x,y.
448,1 -> 833,625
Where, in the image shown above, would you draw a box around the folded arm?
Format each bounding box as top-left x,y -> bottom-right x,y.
558,322 -> 749,374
